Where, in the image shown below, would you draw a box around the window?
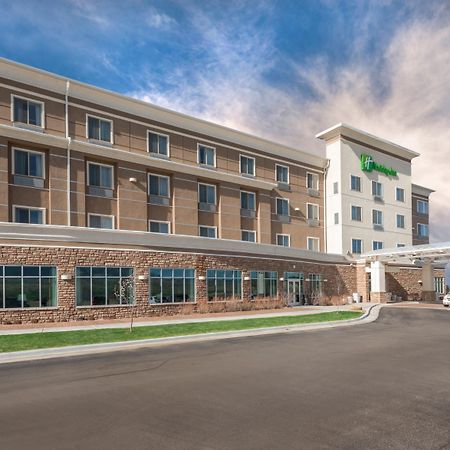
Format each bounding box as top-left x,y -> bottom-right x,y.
334,212 -> 339,225
148,131 -> 169,157
396,214 -> 405,229
12,96 -> 43,127
149,268 -> 195,303
309,274 -> 322,295
149,221 -> 170,234
434,277 -> 446,295
307,203 -> 319,220
241,230 -> 256,242
76,267 -> 133,306
351,239 -> 363,254
198,144 -> 215,167
87,162 -> 113,190
396,187 -> 405,202
240,155 -> 255,176
276,234 -> 290,247
373,241 -> 383,250
396,243 -> 406,248
88,214 -> 114,229
87,115 -> 112,143
417,223 -> 429,237
199,226 -> 217,238
333,182 -> 339,194
198,183 -> 216,204
207,269 -> 242,301
148,174 -> 170,197
241,191 -> 255,210
372,181 -> 383,197
417,200 -> 429,214
372,210 -> 383,226
351,175 -> 361,192
307,237 -> 320,252
13,148 -> 44,178
250,271 -> 277,298
276,198 -> 289,216
351,205 -> 362,222
306,173 -> 319,190
0,266 -> 57,308
13,206 -> 44,224
276,165 -> 289,184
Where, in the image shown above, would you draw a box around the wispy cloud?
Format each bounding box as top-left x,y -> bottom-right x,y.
145,7 -> 176,29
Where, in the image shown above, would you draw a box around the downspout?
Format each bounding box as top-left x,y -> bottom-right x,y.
323,158 -> 330,253
65,80 -> 71,226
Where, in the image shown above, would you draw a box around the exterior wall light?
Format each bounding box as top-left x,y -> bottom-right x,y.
244,276 -> 250,281
138,274 -> 148,281
129,177 -> 137,183
279,277 -> 284,281
61,273 -> 72,281
198,275 -> 206,280
294,207 -> 300,212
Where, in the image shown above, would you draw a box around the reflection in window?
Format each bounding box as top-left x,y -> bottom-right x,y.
149,268 -> 195,303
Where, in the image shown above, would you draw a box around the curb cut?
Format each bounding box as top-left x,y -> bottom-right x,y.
0,306 -> 382,365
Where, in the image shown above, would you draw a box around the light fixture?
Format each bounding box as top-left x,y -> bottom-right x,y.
244,276 -> 250,281
129,177 -> 137,183
323,279 -> 328,282
294,207 -> 300,212
61,273 -> 72,281
138,274 -> 148,281
198,275 -> 206,280
279,277 -> 284,281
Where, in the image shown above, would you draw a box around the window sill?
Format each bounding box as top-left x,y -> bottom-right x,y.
13,122 -> 44,133
88,139 -> 113,147
0,306 -> 58,311
241,173 -> 255,178
198,164 -> 217,170
149,301 -> 197,305
76,304 -> 133,309
148,152 -> 170,160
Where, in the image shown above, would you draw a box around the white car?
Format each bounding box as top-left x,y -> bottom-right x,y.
443,294 -> 450,307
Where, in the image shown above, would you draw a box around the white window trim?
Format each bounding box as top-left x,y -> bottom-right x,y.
350,204 -> 363,222
351,238 -> 363,254
275,164 -> 289,184
307,236 -> 320,251
372,209 -> 383,226
86,114 -> 114,144
198,182 -> 217,205
87,213 -> 115,229
372,180 -> 383,197
148,220 -> 171,234
396,214 -> 405,229
241,229 -> 257,242
12,205 -> 46,224
199,225 -> 217,238
197,143 -> 216,167
276,197 -> 290,216
11,147 -> 46,179
147,130 -> 170,157
240,190 -> 256,210
396,187 -> 405,202
11,94 -> 45,129
148,173 -> 170,197
350,174 -> 362,192
306,202 -> 320,220
276,233 -> 290,247
417,223 -> 429,237
87,161 -> 115,190
239,154 -> 256,177
372,240 -> 384,251
417,200 -> 429,214
306,172 -> 319,190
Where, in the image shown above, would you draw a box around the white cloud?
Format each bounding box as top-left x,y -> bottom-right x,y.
145,7 -> 176,29
130,5 -> 450,242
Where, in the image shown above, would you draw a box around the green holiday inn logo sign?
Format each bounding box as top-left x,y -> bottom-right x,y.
360,154 -> 397,177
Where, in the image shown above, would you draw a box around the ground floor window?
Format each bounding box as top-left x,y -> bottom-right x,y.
434,277 -> 446,295
76,267 -> 133,306
250,271 -> 277,298
149,268 -> 195,303
0,266 -> 57,308
207,270 -> 242,301
308,274 -> 323,295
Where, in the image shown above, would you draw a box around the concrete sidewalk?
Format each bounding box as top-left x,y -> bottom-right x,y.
0,304 -> 371,335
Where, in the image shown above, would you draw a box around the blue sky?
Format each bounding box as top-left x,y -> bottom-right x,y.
1,0 -> 450,245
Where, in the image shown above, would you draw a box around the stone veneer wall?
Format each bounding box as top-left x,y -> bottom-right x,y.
0,246 -> 357,324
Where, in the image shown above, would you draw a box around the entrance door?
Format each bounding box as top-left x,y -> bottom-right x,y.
287,279 -> 302,305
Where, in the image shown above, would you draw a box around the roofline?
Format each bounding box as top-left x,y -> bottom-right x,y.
0,57 -> 326,169
316,123 -> 420,161
412,183 -> 435,197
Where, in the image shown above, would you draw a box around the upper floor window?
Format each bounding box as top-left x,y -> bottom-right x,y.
334,212 -> 339,225
333,182 -> 339,194
242,230 -> 256,242
12,148 -> 45,186
148,174 -> 169,198
307,203 -> 319,220
276,234 -> 290,247
351,205 -> 362,222
417,223 -> 429,237
396,243 -> 406,248
148,131 -> 169,157
240,155 -> 255,176
373,241 -> 383,251
13,96 -> 43,128
88,214 -> 114,229
276,198 -> 289,216
149,221 -> 170,234
350,175 -> 361,192
276,165 -> 289,184
306,173 -> 319,190
198,144 -> 215,167
241,191 -> 255,211
351,238 -> 363,254
87,115 -> 112,143
396,214 -> 405,229
417,200 -> 429,214
198,183 -> 216,205
307,237 -> 320,252
396,187 -> 405,202
199,226 -> 217,238
13,205 -> 44,224
372,209 -> 383,226
372,181 -> 383,198
87,162 -> 114,190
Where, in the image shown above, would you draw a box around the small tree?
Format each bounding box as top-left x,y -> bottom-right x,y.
115,276 -> 135,332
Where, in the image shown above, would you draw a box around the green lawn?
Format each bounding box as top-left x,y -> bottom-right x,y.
0,311 -> 363,353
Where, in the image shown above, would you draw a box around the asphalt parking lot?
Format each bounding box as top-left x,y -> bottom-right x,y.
0,306 -> 449,449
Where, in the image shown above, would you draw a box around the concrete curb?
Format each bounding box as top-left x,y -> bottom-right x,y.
0,305 -> 382,365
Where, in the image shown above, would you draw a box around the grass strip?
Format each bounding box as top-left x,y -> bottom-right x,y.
0,311 -> 363,353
